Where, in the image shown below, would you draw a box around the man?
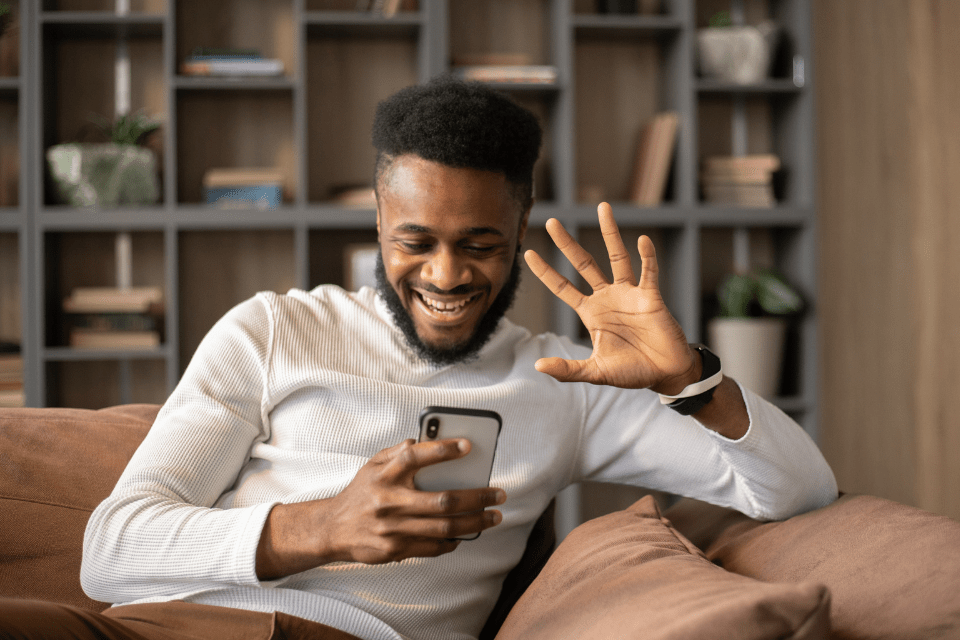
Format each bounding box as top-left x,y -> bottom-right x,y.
0,77 -> 837,640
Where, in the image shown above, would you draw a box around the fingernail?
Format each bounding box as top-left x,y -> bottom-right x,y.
457,439 -> 469,453
494,489 -> 506,504
491,511 -> 502,525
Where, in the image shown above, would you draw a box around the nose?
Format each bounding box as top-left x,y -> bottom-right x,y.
420,245 -> 472,292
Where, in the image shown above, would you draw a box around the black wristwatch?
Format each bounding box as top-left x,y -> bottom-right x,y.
660,345 -> 723,416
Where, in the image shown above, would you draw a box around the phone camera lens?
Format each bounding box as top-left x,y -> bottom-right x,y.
426,417 -> 440,439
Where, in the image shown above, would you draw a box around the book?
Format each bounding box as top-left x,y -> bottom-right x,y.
703,153 -> 780,173
203,168 -> 284,209
629,112 -> 680,206
206,186 -> 282,210
203,168 -> 284,188
0,352 -> 22,384
181,58 -> 284,77
0,388 -> 24,408
701,154 -> 780,207
702,182 -> 775,207
331,186 -> 377,207
452,65 -> 558,85
181,50 -> 283,77
453,53 -> 533,67
69,312 -> 161,333
382,0 -> 402,17
69,329 -> 161,350
63,287 -> 164,314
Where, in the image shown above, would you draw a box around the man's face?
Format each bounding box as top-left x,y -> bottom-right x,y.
376,155 -> 529,365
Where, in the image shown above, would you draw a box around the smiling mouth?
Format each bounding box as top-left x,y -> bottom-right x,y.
411,288 -> 483,320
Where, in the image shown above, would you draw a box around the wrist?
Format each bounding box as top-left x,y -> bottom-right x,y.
651,345 -> 702,396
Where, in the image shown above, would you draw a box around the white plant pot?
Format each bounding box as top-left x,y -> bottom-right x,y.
697,22 -> 778,84
707,317 -> 786,399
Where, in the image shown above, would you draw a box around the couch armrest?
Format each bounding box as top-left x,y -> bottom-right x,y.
0,404 -> 159,610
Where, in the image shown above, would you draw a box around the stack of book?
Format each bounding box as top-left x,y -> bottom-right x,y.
0,343 -> 23,408
629,111 -> 680,206
203,168 -> 284,210
63,287 -> 163,350
452,65 -> 558,85
356,0 -> 405,16
701,154 -> 780,207
180,48 -> 284,78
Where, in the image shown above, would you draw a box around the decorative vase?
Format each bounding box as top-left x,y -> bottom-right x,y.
707,316 -> 786,399
697,21 -> 779,84
46,143 -> 160,208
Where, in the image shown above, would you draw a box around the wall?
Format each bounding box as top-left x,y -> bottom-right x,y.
815,0 -> 960,519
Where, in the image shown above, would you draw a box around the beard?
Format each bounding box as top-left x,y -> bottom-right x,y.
375,249 -> 523,367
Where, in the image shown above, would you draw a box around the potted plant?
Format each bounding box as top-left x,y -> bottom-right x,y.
707,268 -> 803,398
697,10 -> 779,84
46,111 -> 162,208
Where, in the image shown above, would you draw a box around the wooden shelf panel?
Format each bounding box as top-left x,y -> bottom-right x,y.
304,11 -> 423,37
173,76 -> 297,91
696,78 -> 804,95
43,345 -> 170,362
572,14 -> 682,39
40,11 -> 165,38
0,77 -> 19,95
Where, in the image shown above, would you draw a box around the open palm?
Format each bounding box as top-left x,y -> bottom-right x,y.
524,203 -> 697,393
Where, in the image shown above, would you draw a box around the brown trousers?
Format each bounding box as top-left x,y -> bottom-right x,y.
0,598 -> 362,640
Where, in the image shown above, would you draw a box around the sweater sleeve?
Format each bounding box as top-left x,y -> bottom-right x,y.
81,294 -> 277,603
576,379 -> 838,521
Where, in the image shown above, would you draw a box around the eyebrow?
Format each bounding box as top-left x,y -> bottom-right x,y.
394,223 -> 505,238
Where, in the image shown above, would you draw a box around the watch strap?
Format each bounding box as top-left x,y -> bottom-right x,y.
658,346 -> 723,415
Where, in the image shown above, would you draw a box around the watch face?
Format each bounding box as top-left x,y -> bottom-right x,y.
695,345 -> 723,379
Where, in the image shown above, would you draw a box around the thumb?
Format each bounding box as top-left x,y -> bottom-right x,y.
534,357 -> 591,383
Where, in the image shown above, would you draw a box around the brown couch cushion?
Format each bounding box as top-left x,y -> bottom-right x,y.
0,404 -> 159,610
666,494 -> 960,640
495,495 -> 830,640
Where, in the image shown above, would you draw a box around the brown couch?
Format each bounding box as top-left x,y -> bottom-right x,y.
2,405 -> 959,639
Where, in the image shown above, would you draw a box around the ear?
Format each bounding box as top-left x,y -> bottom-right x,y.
518,201 -> 533,245
375,196 -> 381,239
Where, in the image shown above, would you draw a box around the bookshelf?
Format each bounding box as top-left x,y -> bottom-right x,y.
17,0 -> 816,535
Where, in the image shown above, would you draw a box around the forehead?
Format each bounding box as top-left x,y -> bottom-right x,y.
378,155 -> 521,235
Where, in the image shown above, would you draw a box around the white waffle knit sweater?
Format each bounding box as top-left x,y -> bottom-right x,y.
81,285 -> 838,640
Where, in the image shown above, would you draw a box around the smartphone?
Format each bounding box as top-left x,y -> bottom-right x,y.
413,406 -> 502,494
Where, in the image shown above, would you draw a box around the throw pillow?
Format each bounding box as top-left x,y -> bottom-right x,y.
698,494 -> 960,640
495,495 -> 830,640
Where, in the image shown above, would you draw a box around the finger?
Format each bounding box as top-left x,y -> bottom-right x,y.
544,218 -> 609,292
637,235 -> 661,292
597,203 -> 637,286
524,249 -> 587,311
401,509 -> 503,541
534,357 -> 596,384
379,439 -> 469,480
395,485 -> 505,519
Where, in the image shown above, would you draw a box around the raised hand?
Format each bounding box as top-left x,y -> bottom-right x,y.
523,203 -> 699,394
256,438 -> 506,578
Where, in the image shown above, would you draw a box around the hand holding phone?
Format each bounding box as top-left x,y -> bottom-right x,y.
414,407 -> 502,540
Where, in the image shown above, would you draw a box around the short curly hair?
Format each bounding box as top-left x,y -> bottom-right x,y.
372,75 -> 542,212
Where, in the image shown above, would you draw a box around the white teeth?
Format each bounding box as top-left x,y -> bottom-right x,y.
419,293 -> 474,312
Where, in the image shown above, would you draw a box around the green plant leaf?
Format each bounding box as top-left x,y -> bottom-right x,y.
717,273 -> 756,317
709,10 -> 732,28
754,270 -> 804,314
717,269 -> 803,317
